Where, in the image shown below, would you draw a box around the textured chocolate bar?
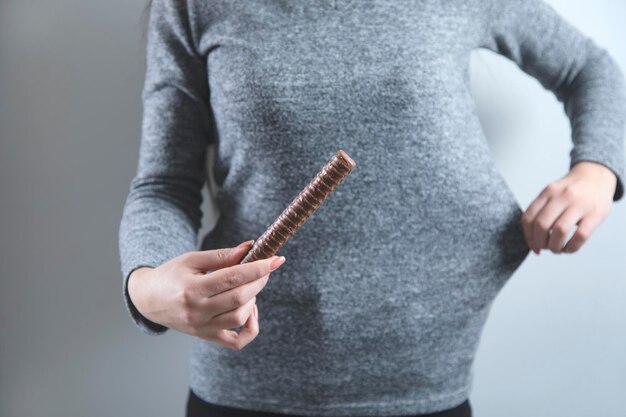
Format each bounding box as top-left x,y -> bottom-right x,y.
239,149 -> 356,264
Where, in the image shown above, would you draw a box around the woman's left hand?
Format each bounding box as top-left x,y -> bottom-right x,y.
521,161 -> 617,254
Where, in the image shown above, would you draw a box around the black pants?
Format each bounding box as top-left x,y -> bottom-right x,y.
186,388 -> 472,417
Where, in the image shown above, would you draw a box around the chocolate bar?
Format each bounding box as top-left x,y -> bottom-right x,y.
239,149 -> 356,264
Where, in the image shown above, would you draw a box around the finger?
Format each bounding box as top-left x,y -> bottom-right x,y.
200,274 -> 269,319
531,196 -> 569,252
521,189 -> 552,253
547,205 -> 585,254
254,304 -> 259,329
208,296 -> 256,330
182,240 -> 254,272
216,304 -> 259,350
562,213 -> 602,253
194,255 -> 284,297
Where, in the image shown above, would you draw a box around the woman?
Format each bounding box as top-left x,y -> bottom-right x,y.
118,0 -> 625,416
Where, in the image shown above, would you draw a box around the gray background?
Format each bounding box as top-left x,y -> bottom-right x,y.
1,0 -> 624,416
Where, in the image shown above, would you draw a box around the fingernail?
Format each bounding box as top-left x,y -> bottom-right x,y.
269,256 -> 286,271
236,240 -> 254,249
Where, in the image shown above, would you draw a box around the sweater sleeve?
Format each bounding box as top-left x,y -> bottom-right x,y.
118,0 -> 213,335
479,0 -> 626,202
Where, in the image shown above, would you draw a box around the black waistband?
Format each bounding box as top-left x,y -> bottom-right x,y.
186,388 -> 472,417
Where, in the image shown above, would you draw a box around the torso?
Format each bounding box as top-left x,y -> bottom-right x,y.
190,1 -> 529,413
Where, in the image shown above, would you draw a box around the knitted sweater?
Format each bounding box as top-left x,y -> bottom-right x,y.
118,0 -> 626,415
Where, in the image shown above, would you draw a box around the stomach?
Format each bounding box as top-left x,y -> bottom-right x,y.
202,105 -> 531,313
198,96 -> 531,404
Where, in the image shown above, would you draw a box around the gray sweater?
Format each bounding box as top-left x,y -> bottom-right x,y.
118,0 -> 626,415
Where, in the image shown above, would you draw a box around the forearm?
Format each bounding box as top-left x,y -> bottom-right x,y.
562,48 -> 626,201
119,192 -> 202,336
480,0 -> 626,201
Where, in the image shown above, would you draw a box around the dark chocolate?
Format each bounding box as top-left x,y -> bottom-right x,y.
240,149 -> 356,264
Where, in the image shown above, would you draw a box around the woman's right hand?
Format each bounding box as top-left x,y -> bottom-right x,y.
127,240 -> 286,350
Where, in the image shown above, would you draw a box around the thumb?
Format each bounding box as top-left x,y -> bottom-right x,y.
183,240 -> 254,272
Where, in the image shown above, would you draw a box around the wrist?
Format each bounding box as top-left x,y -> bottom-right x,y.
128,266 -> 154,314
570,160 -> 617,184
